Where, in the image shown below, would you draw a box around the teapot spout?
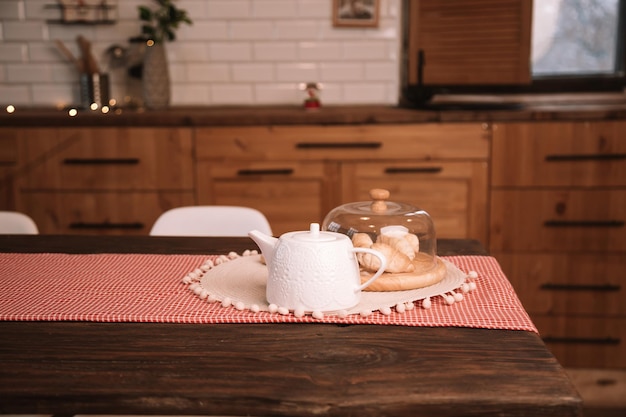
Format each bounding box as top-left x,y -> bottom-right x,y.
248,229 -> 278,264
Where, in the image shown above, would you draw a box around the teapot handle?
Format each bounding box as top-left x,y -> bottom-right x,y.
352,247 -> 387,292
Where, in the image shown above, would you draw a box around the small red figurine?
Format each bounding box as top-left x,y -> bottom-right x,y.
300,82 -> 322,110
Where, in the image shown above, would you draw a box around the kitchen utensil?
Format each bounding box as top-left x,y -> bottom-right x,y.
76,35 -> 100,74
249,223 -> 387,312
79,73 -> 109,109
54,39 -> 83,72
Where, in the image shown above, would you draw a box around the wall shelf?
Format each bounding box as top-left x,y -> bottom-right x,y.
45,2 -> 117,25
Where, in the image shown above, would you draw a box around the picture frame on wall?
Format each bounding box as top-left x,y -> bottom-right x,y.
332,0 -> 380,28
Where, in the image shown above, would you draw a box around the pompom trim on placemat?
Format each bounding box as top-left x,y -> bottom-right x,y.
182,250 -> 478,320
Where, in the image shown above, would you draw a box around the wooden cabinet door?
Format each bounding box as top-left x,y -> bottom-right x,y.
197,160 -> 339,236
406,0 -> 532,86
0,128 -> 19,209
12,127 -> 195,235
494,252 -> 626,316
340,161 -> 488,242
490,189 -> 626,252
532,316 -> 626,369
492,121 -> 626,187
197,124 -> 489,162
19,191 -> 195,235
0,128 -> 18,164
491,120 -> 626,370
18,127 -> 194,190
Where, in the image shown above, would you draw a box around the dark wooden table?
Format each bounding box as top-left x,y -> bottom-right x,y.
0,236 -> 582,417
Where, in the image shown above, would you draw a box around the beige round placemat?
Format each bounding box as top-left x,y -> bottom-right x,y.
199,255 -> 467,316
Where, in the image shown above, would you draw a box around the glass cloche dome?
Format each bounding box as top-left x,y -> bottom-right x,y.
322,188 -> 443,291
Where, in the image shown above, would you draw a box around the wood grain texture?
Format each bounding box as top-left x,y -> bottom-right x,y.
0,236 -> 581,417
1,104 -> 625,128
0,322 -> 580,417
0,236 -> 488,256
194,123 -> 489,239
491,121 -> 626,187
407,0 -> 532,85
340,159 -> 489,242
361,254 -> 447,291
195,124 -> 490,161
490,120 -> 626,370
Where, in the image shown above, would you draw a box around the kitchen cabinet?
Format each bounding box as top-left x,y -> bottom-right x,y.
405,0 -> 531,87
0,129 -> 18,209
3,122 -> 489,238
195,123 -> 490,239
340,160 -> 488,242
490,121 -> 626,369
4,127 -> 195,235
196,159 -> 337,235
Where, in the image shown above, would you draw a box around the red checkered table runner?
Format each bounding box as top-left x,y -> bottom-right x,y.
0,252 -> 537,332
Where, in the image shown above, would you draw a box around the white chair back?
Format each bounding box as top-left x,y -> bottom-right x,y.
0,211 -> 39,234
150,206 -> 273,237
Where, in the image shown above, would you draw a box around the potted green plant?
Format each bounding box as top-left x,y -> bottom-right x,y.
138,0 -> 192,44
138,0 -> 192,109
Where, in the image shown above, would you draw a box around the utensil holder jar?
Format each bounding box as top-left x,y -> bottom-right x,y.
79,73 -> 110,109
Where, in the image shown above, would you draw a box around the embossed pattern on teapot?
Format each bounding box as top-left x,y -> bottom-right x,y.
249,223 -> 387,312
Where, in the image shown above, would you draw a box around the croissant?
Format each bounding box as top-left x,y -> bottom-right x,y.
376,234 -> 415,260
358,242 -> 415,274
352,232 -> 374,248
404,233 -> 420,253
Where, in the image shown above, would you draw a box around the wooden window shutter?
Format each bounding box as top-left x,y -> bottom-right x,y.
407,0 -> 533,86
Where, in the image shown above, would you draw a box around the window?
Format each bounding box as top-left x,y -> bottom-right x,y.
533,0 -> 620,76
402,0 -> 626,105
531,0 -> 625,92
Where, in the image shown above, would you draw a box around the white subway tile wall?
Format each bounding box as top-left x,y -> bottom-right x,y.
0,0 -> 401,107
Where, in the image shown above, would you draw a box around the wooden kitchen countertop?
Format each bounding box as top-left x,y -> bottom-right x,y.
2,96 -> 626,127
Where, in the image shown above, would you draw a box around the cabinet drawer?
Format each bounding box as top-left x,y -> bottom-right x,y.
0,129 -> 18,163
197,161 -> 337,235
492,121 -> 626,187
0,167 -> 15,209
490,189 -> 626,251
533,315 -> 626,368
19,191 -> 195,235
494,252 -> 626,316
18,128 -> 193,190
207,160 -> 329,179
340,161 -> 488,242
196,124 -> 489,161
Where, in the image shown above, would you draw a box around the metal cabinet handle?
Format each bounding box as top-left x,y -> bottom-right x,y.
63,158 -> 140,165
544,220 -> 625,228
543,336 -> 621,345
384,166 -> 443,174
237,168 -> 294,176
545,153 -> 626,162
296,142 -> 382,149
69,222 -> 144,230
540,283 -> 621,292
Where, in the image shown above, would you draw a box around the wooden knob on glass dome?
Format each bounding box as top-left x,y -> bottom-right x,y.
369,188 -> 389,213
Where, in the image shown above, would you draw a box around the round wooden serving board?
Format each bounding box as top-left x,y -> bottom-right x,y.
361,254 -> 447,292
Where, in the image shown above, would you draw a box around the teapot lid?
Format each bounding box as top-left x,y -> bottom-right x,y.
291,223 -> 339,242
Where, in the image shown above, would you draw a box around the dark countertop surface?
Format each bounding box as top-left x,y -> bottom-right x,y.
2,95 -> 626,127
0,236 -> 582,417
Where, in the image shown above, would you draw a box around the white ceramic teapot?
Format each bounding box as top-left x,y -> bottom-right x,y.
249,223 -> 387,312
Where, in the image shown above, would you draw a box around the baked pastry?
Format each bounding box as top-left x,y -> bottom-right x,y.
360,253 -> 446,291
352,230 -> 445,291
323,188 -> 444,292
